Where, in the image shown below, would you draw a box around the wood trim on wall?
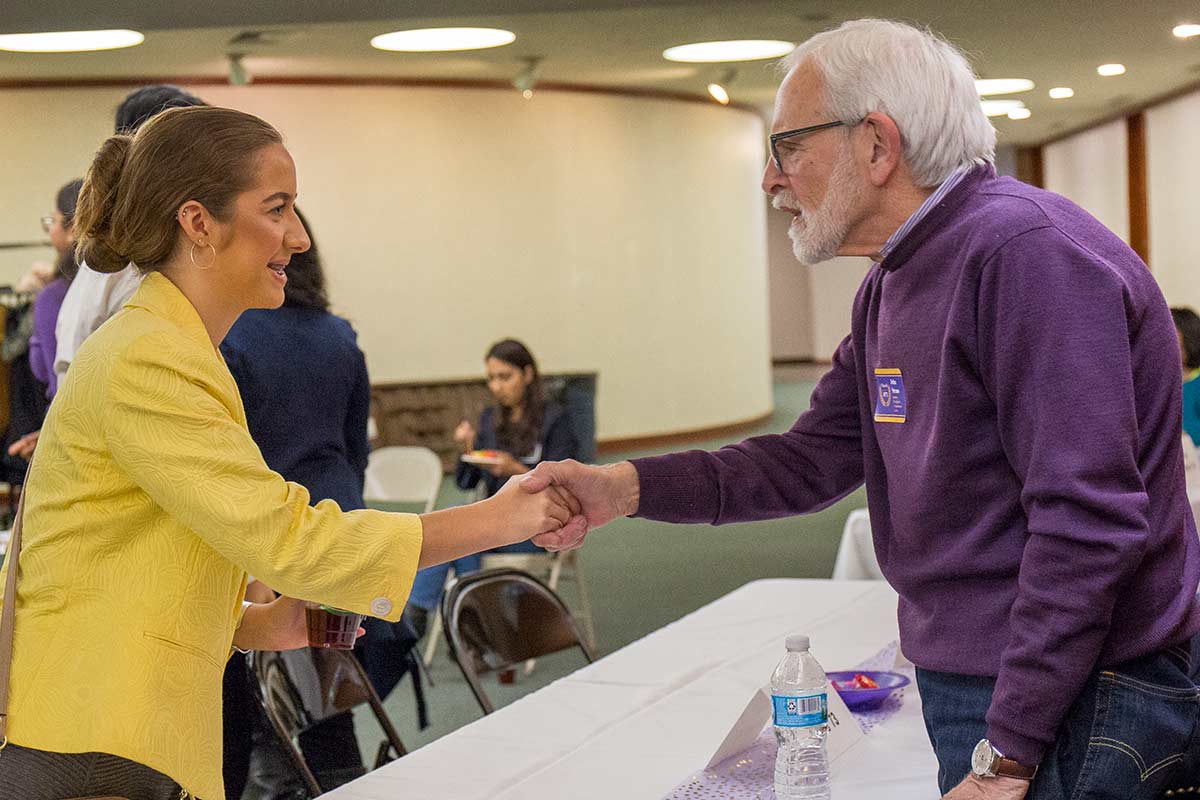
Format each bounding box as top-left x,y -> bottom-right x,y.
0,75 -> 762,114
596,410 -> 773,454
1015,145 -> 1044,188
1126,112 -> 1150,266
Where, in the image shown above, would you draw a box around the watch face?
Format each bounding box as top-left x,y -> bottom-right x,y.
971,739 -> 994,776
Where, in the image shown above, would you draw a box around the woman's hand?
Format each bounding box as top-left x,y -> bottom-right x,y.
484,451 -> 528,478
232,596 -> 364,652
7,430 -> 39,461
454,420 -> 477,453
485,474 -> 585,545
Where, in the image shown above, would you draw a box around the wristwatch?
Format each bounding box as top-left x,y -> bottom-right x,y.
971,739 -> 1037,780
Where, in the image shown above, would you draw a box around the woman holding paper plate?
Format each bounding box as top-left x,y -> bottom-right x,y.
403,339 -> 582,635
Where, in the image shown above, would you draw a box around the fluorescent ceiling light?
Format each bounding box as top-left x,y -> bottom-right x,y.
974,78 -> 1034,95
1174,23 -> 1200,38
1048,87 -> 1074,99
0,29 -> 144,53
1007,108 -> 1032,120
370,27 -> 515,52
980,99 -> 1025,117
663,40 -> 795,63
1097,63 -> 1126,76
707,83 -> 730,105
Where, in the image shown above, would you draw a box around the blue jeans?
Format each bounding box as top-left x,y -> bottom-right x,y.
408,540 -> 544,611
917,635 -> 1200,798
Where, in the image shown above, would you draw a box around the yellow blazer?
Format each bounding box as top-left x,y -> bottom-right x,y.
1,272 -> 422,799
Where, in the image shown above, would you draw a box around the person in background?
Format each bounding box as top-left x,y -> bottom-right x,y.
0,267 -> 50,487
6,179 -> 85,464
1172,307 -> 1200,446
0,106 -> 583,800
52,85 -> 205,387
29,178 -> 83,400
220,209 -> 375,796
403,339 -> 582,638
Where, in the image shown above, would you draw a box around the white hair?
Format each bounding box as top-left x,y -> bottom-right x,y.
782,18 -> 996,187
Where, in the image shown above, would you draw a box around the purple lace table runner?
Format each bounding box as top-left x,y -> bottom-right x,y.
663,640 -> 913,800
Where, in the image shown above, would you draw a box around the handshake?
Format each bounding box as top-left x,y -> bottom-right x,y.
485,459 -> 642,553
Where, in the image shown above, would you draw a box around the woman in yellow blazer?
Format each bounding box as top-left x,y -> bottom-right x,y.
0,107 -> 584,800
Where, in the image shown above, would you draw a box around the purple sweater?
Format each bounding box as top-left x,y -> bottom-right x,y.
632,165 -> 1200,764
29,276 -> 69,399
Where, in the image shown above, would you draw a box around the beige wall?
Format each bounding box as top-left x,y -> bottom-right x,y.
807,257 -> 872,359
1043,119 -> 1129,242
766,197 -> 813,361
1147,89 -> 1200,310
0,84 -> 773,440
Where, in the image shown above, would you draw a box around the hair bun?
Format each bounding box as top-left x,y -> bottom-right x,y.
74,134 -> 134,274
77,235 -> 131,275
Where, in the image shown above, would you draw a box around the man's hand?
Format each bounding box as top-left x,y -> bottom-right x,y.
7,430 -> 39,461
942,775 -> 1030,800
520,460 -> 640,551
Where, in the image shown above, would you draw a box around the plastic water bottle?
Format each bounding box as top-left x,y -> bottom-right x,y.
771,634 -> 830,799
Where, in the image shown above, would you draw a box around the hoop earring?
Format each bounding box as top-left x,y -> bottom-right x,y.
189,240 -> 216,270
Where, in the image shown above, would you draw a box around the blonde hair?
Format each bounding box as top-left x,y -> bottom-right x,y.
74,106 -> 282,274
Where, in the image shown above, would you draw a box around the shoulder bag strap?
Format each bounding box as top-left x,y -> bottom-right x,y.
0,482 -> 26,748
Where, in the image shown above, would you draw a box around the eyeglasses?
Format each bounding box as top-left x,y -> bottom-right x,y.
768,119 -> 859,173
40,215 -> 54,234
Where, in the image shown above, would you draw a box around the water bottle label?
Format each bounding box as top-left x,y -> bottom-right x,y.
771,692 -> 827,728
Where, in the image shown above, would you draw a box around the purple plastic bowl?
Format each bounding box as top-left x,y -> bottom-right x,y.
827,670 -> 911,711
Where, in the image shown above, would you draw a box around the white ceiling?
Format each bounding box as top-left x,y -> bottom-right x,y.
4,0 -> 1200,145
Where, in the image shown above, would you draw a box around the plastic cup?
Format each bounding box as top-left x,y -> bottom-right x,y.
305,604 -> 363,650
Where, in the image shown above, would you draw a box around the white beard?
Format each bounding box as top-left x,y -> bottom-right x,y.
774,145 -> 863,265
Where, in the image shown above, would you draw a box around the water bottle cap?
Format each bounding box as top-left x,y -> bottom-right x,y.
785,634 -> 810,652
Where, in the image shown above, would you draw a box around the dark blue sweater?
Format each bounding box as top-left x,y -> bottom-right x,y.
633,165 -> 1200,764
221,307 -> 370,511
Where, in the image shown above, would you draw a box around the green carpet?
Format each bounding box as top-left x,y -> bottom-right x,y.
356,377 -> 868,757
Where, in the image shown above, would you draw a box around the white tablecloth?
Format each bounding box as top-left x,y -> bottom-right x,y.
324,579 -> 939,800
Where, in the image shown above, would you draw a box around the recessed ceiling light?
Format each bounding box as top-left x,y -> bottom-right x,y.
707,83 -> 730,105
980,99 -> 1025,117
1007,108 -> 1032,120
0,29 -> 144,53
1048,87 -> 1075,99
1097,63 -> 1126,77
1174,23 -> 1200,39
974,78 -> 1034,95
662,40 -> 795,63
370,27 -> 515,52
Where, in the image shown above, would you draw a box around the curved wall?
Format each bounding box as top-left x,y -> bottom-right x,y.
0,82 -> 773,440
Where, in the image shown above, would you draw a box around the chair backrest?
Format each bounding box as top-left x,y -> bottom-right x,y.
831,507 -> 885,581
364,445 -> 443,512
442,567 -> 595,714
249,647 -> 408,793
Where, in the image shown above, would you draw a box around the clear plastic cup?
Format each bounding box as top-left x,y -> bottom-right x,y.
305,603 -> 363,650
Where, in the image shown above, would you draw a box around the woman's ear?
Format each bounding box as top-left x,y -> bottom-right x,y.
176,200 -> 215,245
523,366 -> 535,385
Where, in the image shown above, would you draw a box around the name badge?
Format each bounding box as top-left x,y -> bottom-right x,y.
874,368 -> 906,423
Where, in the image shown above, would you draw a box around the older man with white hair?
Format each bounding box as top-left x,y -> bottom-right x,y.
522,18 -> 1200,800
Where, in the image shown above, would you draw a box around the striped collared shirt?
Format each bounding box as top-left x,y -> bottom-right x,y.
877,163 -> 975,262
